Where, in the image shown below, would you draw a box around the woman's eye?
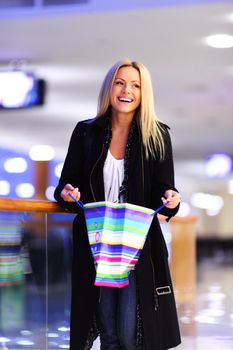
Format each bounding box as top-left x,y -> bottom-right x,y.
133,83 -> 140,89
115,80 -> 123,85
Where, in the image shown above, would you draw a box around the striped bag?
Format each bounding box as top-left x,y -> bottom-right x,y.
84,201 -> 154,288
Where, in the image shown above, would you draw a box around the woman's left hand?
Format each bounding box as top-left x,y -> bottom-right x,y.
161,189 -> 181,209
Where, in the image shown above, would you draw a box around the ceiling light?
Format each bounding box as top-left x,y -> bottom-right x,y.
205,34 -> 233,48
206,209 -> 220,216
4,157 -> 28,173
54,163 -> 63,178
29,145 -> 55,161
190,192 -> 224,212
205,153 -> 232,178
0,180 -> 10,195
45,186 -> 56,201
16,183 -> 35,198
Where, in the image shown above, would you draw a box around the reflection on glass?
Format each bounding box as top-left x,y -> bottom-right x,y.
0,210 -> 73,349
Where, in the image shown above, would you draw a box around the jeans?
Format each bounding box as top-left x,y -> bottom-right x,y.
98,271 -> 144,350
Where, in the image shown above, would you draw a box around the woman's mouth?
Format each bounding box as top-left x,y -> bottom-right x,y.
118,97 -> 133,103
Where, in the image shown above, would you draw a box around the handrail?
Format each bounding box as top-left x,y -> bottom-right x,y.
0,197 -> 65,213
0,197 -> 197,222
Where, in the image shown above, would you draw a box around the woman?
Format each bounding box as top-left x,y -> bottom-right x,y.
54,59 -> 181,350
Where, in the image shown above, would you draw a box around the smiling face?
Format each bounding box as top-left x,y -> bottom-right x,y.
110,66 -> 141,119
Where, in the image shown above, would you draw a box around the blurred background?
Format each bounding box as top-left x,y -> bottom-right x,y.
0,0 -> 233,349
1,0 -> 233,238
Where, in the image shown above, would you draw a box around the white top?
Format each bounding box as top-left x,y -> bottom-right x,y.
103,150 -> 124,202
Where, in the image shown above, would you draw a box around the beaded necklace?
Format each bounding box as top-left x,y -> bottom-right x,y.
103,116 -> 136,203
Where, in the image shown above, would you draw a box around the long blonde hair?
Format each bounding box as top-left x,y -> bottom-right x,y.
97,59 -> 165,159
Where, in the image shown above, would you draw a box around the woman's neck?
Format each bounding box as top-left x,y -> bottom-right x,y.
111,110 -> 134,131
109,111 -> 135,159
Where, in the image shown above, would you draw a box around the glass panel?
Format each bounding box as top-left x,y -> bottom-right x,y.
0,210 -> 74,349
47,212 -> 74,349
0,211 -> 47,349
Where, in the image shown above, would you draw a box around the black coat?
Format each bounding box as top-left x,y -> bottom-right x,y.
54,115 -> 181,350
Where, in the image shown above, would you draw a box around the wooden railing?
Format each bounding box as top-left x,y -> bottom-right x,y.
0,197 -> 65,213
0,197 -> 197,221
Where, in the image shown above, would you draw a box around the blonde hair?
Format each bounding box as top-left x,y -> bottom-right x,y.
97,59 -> 165,159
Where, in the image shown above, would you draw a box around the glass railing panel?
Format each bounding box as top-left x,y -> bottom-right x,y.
46,212 -> 74,349
0,210 -> 47,349
0,208 -> 75,349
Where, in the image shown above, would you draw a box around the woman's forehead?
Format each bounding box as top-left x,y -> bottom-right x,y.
116,66 -> 140,80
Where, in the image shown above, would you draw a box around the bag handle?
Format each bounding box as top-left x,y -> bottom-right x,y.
68,193 -> 84,209
68,192 -> 168,215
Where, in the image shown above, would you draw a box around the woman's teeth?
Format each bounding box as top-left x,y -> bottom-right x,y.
118,97 -> 132,102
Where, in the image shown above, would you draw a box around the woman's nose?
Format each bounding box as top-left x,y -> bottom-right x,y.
122,83 -> 131,94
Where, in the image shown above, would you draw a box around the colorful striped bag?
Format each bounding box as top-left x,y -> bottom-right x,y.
84,201 -> 155,288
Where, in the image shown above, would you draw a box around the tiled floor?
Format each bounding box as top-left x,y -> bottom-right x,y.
0,258 -> 233,349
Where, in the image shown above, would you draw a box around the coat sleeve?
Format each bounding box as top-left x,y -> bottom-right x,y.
54,121 -> 86,212
151,125 -> 180,220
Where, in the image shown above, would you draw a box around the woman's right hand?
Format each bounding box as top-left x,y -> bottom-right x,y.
60,184 -> 81,202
